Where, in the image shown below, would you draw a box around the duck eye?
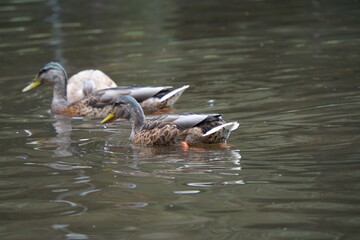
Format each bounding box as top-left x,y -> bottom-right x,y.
38,69 -> 47,75
114,100 -> 124,106
38,67 -> 54,75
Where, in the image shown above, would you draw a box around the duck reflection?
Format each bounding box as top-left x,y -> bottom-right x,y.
50,116 -> 73,157
25,116 -> 74,157
104,143 -> 242,177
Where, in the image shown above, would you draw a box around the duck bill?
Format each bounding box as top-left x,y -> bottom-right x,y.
101,112 -> 116,124
22,76 -> 42,92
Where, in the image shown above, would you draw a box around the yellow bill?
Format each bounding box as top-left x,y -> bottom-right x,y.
101,112 -> 116,124
22,76 -> 42,92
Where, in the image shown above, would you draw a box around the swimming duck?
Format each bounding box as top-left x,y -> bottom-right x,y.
22,62 -> 189,118
101,95 -> 239,147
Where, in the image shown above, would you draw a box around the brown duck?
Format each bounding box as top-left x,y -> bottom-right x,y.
101,95 -> 239,147
22,62 -> 189,118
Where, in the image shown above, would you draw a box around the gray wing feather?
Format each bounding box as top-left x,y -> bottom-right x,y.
87,86 -> 172,108
128,86 -> 172,102
143,113 -> 221,130
172,113 -> 221,130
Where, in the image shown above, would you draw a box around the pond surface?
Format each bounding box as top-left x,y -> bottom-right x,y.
1,0 -> 360,239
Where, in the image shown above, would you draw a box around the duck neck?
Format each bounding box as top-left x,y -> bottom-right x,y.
126,106 -> 145,141
51,74 -> 68,111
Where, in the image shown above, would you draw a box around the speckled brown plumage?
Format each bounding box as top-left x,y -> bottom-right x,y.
133,124 -> 181,145
55,100 -> 114,118
101,95 -> 239,146
132,116 -> 228,146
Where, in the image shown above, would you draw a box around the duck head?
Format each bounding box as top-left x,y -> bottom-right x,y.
22,62 -> 68,92
101,95 -> 145,140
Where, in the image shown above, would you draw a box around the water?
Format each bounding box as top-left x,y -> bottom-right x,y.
1,0 -> 359,239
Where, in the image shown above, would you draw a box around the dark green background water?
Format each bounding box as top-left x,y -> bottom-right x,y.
0,0 -> 359,239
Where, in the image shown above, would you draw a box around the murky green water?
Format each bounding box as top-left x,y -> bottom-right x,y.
1,0 -> 359,239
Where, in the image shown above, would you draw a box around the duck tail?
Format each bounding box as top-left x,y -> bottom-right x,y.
159,85 -> 189,107
203,122 -> 239,138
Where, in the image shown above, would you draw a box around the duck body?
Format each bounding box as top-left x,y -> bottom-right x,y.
133,113 -> 236,146
22,62 -> 188,118
101,95 -> 239,146
58,85 -> 183,118
67,69 -> 117,103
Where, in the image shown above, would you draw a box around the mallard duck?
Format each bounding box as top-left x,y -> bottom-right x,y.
22,62 -> 189,118
101,95 -> 239,147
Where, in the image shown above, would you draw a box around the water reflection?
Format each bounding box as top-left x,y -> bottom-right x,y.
103,143 -> 243,199
52,224 -> 89,240
46,0 -> 67,64
115,202 -> 148,208
51,117 -> 73,156
26,117 -> 74,157
104,141 -> 241,172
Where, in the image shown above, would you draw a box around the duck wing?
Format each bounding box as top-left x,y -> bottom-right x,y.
86,86 -> 173,108
173,113 -> 223,130
143,113 -> 222,131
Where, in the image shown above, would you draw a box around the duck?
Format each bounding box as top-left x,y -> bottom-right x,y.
101,95 -> 239,147
22,62 -> 189,118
